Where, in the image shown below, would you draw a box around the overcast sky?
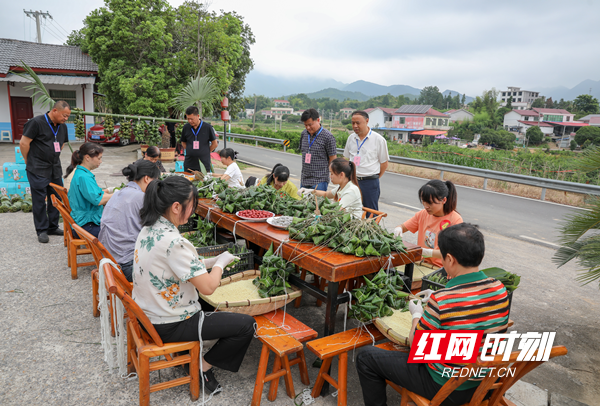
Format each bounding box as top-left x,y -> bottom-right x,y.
2,0 -> 599,95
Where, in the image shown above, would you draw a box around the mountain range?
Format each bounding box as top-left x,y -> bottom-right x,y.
244,71 -> 600,105
243,72 -> 474,103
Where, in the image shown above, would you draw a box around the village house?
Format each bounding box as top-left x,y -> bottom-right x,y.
0,38 -> 97,143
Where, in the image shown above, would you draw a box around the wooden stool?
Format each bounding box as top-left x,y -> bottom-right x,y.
307,324 -> 385,406
252,312 -> 317,406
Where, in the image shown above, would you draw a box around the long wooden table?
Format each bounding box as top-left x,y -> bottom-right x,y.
196,199 -> 422,337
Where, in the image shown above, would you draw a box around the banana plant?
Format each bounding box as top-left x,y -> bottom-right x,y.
553,146 -> 600,287
12,62 -> 73,153
170,73 -> 220,118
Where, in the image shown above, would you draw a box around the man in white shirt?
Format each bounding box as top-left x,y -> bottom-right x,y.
343,111 -> 389,212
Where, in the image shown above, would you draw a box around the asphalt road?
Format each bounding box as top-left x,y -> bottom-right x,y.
227,140 -> 583,246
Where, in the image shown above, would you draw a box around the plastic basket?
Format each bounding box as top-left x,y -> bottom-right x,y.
196,242 -> 254,279
178,214 -> 198,233
421,268 -> 513,316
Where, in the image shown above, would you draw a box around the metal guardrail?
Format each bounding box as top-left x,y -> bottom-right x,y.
226,132 -> 286,151
223,133 -> 600,200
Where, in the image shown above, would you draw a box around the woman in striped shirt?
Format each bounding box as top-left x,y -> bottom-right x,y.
356,223 -> 509,406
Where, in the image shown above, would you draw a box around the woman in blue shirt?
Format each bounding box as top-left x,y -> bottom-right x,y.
67,143 -> 114,237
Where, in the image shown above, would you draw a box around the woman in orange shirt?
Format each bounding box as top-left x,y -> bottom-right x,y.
394,180 -> 462,268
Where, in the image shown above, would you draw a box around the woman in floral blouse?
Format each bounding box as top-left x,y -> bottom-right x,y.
132,176 -> 254,394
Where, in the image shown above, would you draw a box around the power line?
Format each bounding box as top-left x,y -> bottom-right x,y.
50,19 -> 71,37
41,18 -> 65,43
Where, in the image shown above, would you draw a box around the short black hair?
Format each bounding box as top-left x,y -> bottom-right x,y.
351,110 -> 369,120
301,108 -> 319,122
140,177 -> 198,227
219,148 -> 238,160
53,100 -> 71,111
145,145 -> 161,158
185,106 -> 199,116
438,223 -> 485,268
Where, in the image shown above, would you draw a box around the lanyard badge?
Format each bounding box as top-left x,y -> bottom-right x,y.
354,131 -> 370,166
45,114 -> 61,152
305,127 -> 323,164
191,121 -> 203,149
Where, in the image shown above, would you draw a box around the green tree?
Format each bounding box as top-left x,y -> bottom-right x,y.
170,74 -> 220,117
82,0 -> 182,116
574,126 -> 600,146
526,126 -> 544,145
570,140 -> 577,151
80,0 -> 254,117
506,96 -> 513,110
546,97 -> 554,108
573,94 -> 600,114
418,86 -> 444,109
553,147 -> 600,287
422,135 -> 431,147
461,94 -> 466,106
532,97 -> 546,108
65,29 -> 85,47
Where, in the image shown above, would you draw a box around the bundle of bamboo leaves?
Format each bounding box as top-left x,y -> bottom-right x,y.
288,209 -> 407,257
253,243 -> 295,297
349,269 -> 410,322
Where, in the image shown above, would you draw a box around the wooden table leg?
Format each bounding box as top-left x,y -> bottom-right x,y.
267,356 -> 282,401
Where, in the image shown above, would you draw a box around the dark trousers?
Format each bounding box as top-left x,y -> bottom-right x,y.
72,222 -> 101,239
358,177 -> 380,212
356,346 -> 479,406
27,171 -> 62,236
119,260 -> 134,282
153,311 -> 254,372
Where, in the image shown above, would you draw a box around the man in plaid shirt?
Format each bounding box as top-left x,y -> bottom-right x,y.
298,108 -> 337,192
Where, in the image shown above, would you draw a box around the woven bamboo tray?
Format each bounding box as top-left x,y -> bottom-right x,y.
374,311 -> 414,347
200,270 -> 302,316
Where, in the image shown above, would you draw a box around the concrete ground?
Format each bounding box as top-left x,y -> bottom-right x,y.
0,142 -> 598,405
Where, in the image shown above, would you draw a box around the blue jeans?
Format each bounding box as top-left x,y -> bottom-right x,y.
358,178 -> 380,213
301,181 -> 329,191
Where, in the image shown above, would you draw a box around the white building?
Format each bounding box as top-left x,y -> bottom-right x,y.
499,87 -> 542,110
364,107 -> 395,130
270,107 -> 294,120
503,110 -> 540,130
245,108 -> 254,118
0,39 -> 97,143
445,109 -> 474,122
578,114 -> 600,127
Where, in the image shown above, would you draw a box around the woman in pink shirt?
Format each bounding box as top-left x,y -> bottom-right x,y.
394,180 -> 462,268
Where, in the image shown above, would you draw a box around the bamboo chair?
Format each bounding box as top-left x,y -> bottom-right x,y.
49,182 -> 70,247
361,207 -> 387,224
385,345 -> 568,406
102,262 -> 200,406
50,195 -> 94,279
71,223 -> 132,321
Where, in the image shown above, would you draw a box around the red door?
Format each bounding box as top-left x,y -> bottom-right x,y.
10,97 -> 34,142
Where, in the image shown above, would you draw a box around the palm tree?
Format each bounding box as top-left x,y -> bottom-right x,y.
170,73 -> 221,118
14,61 -> 55,111
12,62 -> 73,152
553,146 -> 600,287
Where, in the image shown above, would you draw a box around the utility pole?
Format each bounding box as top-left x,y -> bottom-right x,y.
251,96 -> 257,131
24,10 -> 52,43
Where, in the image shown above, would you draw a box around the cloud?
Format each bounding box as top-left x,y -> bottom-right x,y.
1,0 -> 598,95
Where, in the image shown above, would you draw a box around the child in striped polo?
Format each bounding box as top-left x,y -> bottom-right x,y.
356,223 -> 510,406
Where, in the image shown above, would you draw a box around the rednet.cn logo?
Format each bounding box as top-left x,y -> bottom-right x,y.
408,330 -> 556,378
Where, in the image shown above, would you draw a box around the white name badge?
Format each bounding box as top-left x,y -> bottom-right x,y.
353,155 -> 361,166
54,142 -> 61,152
193,141 -> 199,149
305,153 -> 312,164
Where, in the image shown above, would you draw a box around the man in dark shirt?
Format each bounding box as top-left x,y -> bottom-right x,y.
298,108 -> 337,192
19,100 -> 71,243
180,106 -> 218,173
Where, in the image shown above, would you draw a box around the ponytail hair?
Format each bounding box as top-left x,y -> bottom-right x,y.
330,158 -> 358,187
219,148 -> 238,161
122,160 -> 161,182
418,179 -> 457,215
65,142 -> 104,177
266,163 -> 290,185
140,176 -> 198,227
